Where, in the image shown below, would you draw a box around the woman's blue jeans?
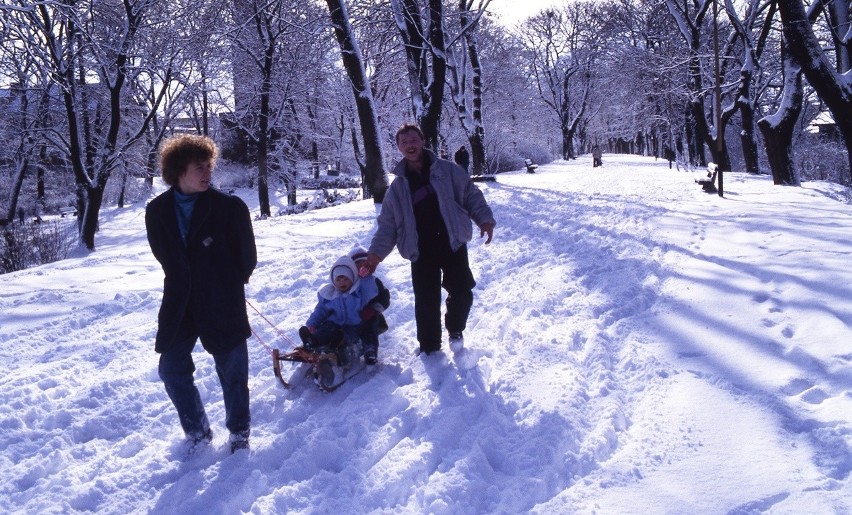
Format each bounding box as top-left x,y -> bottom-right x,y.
158,316 -> 250,439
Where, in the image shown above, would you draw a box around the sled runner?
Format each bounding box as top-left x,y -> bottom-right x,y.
272,340 -> 367,392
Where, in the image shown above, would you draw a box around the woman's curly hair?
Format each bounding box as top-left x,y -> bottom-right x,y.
158,134 -> 219,186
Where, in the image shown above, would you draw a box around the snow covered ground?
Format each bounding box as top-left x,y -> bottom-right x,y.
1,154 -> 850,514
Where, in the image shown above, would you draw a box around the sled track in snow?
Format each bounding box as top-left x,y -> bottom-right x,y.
408,181 -> 673,510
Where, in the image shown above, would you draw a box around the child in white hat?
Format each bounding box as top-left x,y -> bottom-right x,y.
300,255 -> 379,366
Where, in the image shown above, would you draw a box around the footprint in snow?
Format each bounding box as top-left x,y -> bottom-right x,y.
800,387 -> 830,405
780,377 -> 814,396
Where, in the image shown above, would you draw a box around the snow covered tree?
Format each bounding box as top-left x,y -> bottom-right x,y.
721,0 -> 777,176
230,0 -> 285,217
126,0 -> 226,192
446,0 -> 491,176
476,18 -> 550,171
757,34 -> 803,185
776,0 -> 852,181
229,0 -> 332,216
389,0 -> 449,151
2,0 -> 170,249
578,0 -> 681,158
665,0 -> 724,169
517,4 -> 601,160
0,28 -> 55,223
324,0 -> 388,202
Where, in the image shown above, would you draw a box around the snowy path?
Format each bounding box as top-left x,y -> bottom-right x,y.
1,155 -> 850,513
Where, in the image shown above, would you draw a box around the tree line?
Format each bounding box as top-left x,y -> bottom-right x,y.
0,0 -> 848,250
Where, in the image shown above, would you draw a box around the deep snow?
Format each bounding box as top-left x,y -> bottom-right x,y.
1,155 -> 850,514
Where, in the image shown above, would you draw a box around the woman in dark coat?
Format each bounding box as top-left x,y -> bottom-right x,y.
145,134 -> 257,454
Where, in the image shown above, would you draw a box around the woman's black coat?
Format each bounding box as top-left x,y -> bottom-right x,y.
146,187 -> 257,354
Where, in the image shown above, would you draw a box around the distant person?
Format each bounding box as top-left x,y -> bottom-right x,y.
364,123 -> 495,356
454,145 -> 470,173
663,145 -> 676,169
592,145 -> 603,167
145,134 -> 257,454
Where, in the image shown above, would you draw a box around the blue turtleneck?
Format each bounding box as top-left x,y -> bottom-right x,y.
173,189 -> 198,245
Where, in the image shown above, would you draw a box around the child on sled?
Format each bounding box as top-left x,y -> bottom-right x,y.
299,250 -> 389,370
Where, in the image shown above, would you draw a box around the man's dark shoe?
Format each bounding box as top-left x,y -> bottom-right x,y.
364,347 -> 378,365
448,331 -> 464,353
418,343 -> 441,356
229,430 -> 250,454
185,428 -> 212,456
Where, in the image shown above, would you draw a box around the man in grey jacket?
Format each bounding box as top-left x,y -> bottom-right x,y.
365,123 -> 495,355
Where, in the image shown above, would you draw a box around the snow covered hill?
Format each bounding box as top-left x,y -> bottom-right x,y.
1,155 -> 850,514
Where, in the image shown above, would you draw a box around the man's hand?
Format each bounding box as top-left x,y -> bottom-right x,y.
479,222 -> 495,244
364,252 -> 382,273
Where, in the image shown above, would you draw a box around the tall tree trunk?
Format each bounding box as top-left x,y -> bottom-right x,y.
757,38 -> 803,185
687,49 -> 708,166
740,104 -> 760,174
35,85 -> 51,202
391,0 -> 448,152
559,72 -> 591,160
466,32 -> 487,176
561,123 -> 574,160
448,1 -> 489,176
420,0 -> 447,151
724,0 -> 773,175
560,71 -> 574,160
825,1 -> 851,73
117,173 -> 127,209
684,107 -> 702,167
200,67 -> 209,136
5,157 -> 28,223
257,69 -> 272,217
247,2 -> 276,218
692,95 -> 732,170
326,0 -> 388,202
737,68 -> 760,175
4,84 -> 31,222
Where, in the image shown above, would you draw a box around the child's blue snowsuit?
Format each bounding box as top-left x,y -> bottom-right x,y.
306,256 -> 378,363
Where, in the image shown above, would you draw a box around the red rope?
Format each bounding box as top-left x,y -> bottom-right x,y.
246,299 -> 297,354
250,327 -> 276,356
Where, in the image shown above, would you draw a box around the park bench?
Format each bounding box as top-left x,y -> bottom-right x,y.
59,206 -> 77,217
696,163 -> 718,193
524,158 -> 538,173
